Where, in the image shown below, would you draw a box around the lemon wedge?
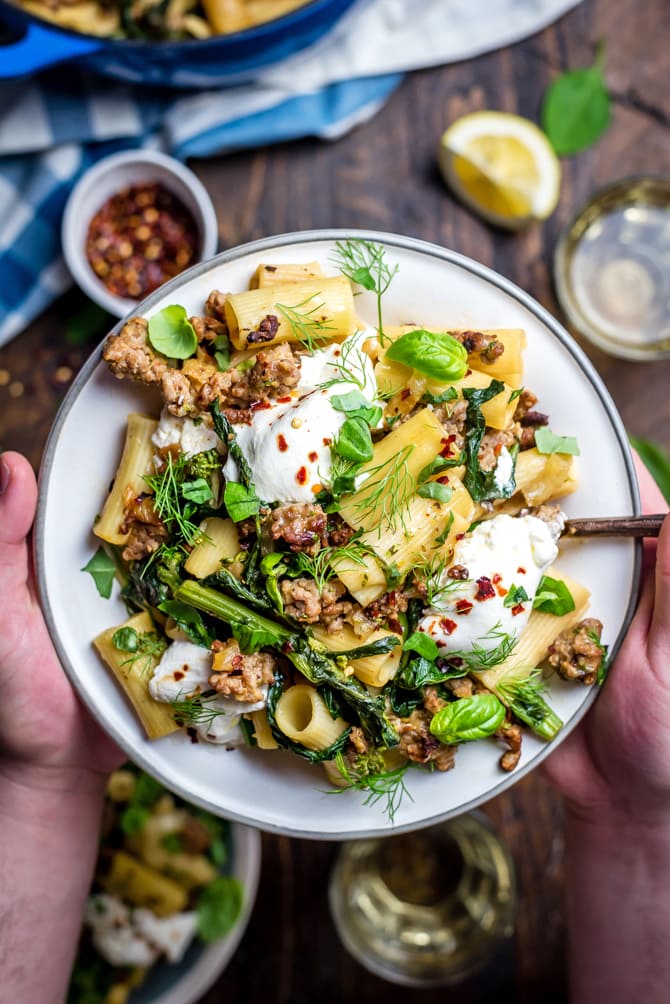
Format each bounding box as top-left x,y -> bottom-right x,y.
438,111 -> 561,230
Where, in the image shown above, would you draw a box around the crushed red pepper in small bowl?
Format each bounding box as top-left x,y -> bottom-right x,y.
85,182 -> 200,301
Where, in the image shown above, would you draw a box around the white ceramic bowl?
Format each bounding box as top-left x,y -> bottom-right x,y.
35,230 -> 640,840
61,149 -> 219,317
130,821 -> 260,1004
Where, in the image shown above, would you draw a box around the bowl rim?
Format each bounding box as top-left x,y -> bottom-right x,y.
61,148 -> 219,318
35,228 -> 642,839
0,0 -> 352,49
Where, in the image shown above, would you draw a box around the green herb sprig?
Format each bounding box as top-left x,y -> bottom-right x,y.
331,239 -> 398,345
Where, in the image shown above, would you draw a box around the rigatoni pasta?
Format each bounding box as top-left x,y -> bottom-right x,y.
89,238 -> 605,819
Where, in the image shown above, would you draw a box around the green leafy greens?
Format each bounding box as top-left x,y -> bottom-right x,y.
147,304 -> 198,360
385,329 -> 468,382
429,693 -> 506,745
82,547 -> 117,599
541,44 -> 611,156
534,426 -> 580,456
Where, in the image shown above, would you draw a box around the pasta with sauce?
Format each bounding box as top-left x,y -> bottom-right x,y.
87,239 -> 607,819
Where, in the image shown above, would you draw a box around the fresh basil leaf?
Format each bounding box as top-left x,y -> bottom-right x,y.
214,351 -> 230,371
417,481 -> 453,502
535,427 -> 580,456
81,547 -> 116,599
224,481 -> 261,522
541,49 -> 611,155
630,436 -> 670,503
181,478 -> 214,504
533,575 -> 576,615
147,305 -> 197,360
386,329 -> 468,382
503,584 -> 530,608
331,390 -> 372,414
197,876 -> 244,942
402,631 -> 440,661
112,626 -> 139,652
334,417 -> 374,463
159,599 -> 213,647
429,693 -> 506,745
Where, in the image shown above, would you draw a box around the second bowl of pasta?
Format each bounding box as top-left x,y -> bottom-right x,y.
35,229 -> 640,838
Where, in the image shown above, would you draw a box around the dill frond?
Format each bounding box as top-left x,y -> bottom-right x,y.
332,750 -> 411,823
351,444 -> 416,535
275,296 -> 335,354
330,239 -> 398,345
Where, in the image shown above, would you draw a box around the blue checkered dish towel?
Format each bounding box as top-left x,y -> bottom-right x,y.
0,0 -> 581,345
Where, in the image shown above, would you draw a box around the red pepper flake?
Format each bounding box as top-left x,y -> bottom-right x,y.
173,670 -> 184,681
439,618 -> 458,635
455,532 -> 465,541
323,437 -> 332,446
85,181 -> 199,300
492,573 -> 502,584
251,400 -> 272,412
475,576 -> 496,601
296,466 -> 308,485
440,434 -> 457,458
277,395 -> 292,404
436,639 -> 447,648
517,566 -> 526,575
401,388 -> 411,400
308,451 -> 318,462
494,442 -> 503,456
311,484 -> 323,494
277,434 -> 289,452
455,599 -> 474,615
437,476 -> 450,485
511,603 -> 526,616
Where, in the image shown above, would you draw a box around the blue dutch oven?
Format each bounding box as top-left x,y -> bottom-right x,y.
0,0 -> 359,87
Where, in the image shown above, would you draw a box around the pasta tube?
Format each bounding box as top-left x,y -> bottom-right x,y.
184,517 -> 240,579
274,684 -> 349,751
94,413 -> 158,546
93,612 -> 179,740
100,851 -> 187,917
224,276 -> 356,350
251,261 -> 325,288
311,625 -> 403,687
475,568 -> 590,693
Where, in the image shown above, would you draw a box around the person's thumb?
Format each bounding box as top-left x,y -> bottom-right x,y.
0,452 -> 38,546
648,513 -> 670,670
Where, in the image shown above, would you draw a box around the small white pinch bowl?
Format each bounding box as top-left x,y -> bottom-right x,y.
36,230 -> 640,840
61,148 -> 219,317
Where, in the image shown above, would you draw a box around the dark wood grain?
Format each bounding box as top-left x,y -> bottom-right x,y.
1,0 -> 668,1000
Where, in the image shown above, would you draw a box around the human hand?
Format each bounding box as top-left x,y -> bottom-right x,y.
543,454 -> 670,824
0,451 -> 122,791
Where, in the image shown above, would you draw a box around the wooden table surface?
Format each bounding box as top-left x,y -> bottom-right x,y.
1,0 -> 669,1000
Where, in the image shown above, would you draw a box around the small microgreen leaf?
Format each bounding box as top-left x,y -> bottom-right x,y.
535,427 -> 580,456
147,304 -> 198,360
224,481 -> 261,522
197,876 -> 244,942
